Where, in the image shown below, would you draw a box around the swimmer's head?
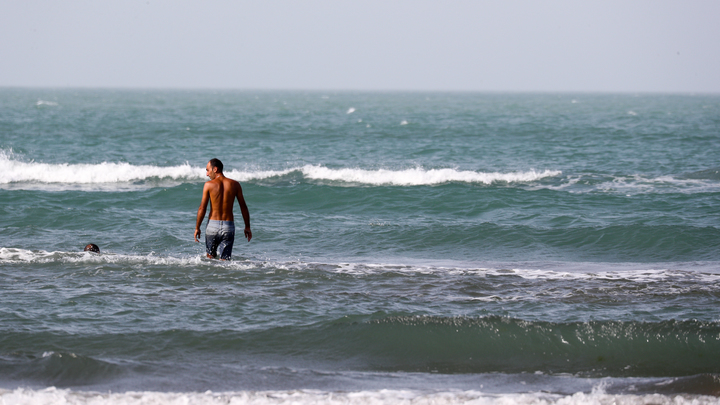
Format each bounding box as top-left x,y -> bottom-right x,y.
84,244 -> 100,253
208,158 -> 223,174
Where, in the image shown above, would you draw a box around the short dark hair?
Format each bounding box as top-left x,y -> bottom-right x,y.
209,158 -> 223,173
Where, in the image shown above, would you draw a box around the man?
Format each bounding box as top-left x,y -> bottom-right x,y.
194,158 -> 252,260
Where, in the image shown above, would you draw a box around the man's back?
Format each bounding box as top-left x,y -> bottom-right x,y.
207,176 -> 240,222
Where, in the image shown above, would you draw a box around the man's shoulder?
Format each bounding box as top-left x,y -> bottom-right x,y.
204,178 -> 222,189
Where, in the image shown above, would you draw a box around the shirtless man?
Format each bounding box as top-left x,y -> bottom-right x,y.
194,158 -> 251,260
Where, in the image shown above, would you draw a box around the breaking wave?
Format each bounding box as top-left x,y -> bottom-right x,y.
0,152 -> 559,189
1,387 -> 720,405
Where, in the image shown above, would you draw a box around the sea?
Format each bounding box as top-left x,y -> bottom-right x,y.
0,88 -> 719,404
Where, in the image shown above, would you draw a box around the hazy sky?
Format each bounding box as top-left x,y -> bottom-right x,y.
2,1 -> 719,93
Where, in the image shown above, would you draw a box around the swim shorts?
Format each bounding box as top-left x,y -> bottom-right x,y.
205,220 -> 235,260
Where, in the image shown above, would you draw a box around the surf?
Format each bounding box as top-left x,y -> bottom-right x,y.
0,152 -> 561,189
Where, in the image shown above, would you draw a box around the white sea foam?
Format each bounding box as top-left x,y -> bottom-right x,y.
35,100 -> 58,106
7,151 -> 710,192
0,159 -> 198,184
0,151 -> 290,189
0,247 -> 255,270
0,150 -> 199,187
322,261 -> 720,282
592,174 -> 718,194
299,166 -> 561,186
0,152 -> 560,189
3,248 -> 719,281
1,387 -> 718,405
536,173 -> 720,195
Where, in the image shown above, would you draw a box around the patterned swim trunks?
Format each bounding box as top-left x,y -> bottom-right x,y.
205,220 -> 235,260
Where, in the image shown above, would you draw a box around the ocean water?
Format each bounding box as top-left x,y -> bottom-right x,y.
0,89 -> 719,404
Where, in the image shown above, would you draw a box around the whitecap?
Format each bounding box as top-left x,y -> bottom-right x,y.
299,165 -> 561,186
3,248 -> 719,284
35,100 -> 58,106
0,151 -> 295,190
533,172 -> 720,195
0,152 -> 561,189
0,247 -> 260,270
1,387 -> 718,405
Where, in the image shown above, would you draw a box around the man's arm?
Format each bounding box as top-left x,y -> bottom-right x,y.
236,183 -> 252,242
194,183 -> 211,242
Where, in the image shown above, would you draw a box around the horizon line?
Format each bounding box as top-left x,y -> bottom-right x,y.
1,85 -> 719,96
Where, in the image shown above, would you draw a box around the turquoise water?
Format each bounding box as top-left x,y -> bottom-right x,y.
1,89 -> 719,403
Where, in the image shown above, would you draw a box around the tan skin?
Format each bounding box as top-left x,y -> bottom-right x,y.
194,162 -> 251,258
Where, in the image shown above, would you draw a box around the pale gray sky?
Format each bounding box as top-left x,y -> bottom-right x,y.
2,1 -> 719,93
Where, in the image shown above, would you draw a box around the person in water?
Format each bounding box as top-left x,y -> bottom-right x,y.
84,244 -> 100,253
194,158 -> 252,260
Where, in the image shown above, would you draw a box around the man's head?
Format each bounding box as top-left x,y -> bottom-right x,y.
206,158 -> 224,179
84,243 -> 100,253
209,158 -> 223,173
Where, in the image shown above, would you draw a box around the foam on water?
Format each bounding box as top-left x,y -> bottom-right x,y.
537,172 -> 720,195
0,247 -> 254,269
0,151 -> 293,190
0,151 -> 199,185
0,152 -> 560,189
592,174 -> 719,194
299,165 -> 560,186
3,248 -> 719,283
6,151 -> 714,193
1,387 -> 718,405
35,100 -> 58,106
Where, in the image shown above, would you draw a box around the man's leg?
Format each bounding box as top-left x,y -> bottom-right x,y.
217,222 -> 235,260
205,221 -> 220,259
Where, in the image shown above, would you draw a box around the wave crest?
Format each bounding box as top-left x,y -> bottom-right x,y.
0,152 -> 559,188
2,387 -> 720,405
300,165 -> 560,186
3,248 -> 719,284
